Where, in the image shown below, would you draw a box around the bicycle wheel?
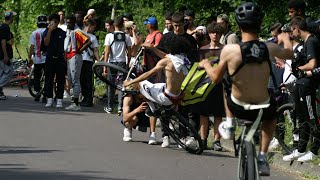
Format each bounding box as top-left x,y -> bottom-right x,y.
275,103 -> 295,154
238,139 -> 257,180
160,109 -> 204,154
93,62 -> 135,91
27,66 -> 45,98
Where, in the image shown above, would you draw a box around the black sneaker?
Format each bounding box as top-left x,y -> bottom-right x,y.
42,97 -> 47,103
213,140 -> 222,151
0,91 -> 6,100
258,158 -> 270,176
201,139 -> 208,150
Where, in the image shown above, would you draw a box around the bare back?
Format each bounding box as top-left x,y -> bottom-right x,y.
163,58 -> 185,95
224,44 -> 271,104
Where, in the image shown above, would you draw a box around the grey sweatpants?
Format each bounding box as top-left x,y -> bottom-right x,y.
0,59 -> 14,89
67,54 -> 83,99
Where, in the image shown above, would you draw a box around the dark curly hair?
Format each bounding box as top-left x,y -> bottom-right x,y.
207,21 -> 224,35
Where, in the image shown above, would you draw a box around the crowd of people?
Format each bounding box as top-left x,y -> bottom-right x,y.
1,0 -> 320,177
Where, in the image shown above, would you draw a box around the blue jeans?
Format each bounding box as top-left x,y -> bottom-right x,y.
0,59 -> 14,90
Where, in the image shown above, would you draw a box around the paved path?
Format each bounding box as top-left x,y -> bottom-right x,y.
0,87 -> 298,180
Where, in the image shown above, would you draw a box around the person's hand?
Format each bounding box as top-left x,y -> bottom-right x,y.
141,42 -> 152,49
136,102 -> 148,113
132,25 -> 137,33
123,80 -> 132,87
48,22 -> 57,31
198,58 -> 210,68
278,32 -> 290,44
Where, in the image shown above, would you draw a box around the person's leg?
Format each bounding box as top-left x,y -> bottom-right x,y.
0,59 -> 14,88
200,115 -> 209,140
260,119 -> 276,153
55,60 -> 67,100
80,60 -> 88,101
106,67 -> 116,113
213,116 -> 222,141
33,64 -> 42,92
44,60 -> 55,99
72,55 -> 83,106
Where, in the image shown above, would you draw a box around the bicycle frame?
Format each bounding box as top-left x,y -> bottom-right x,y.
236,109 -> 264,180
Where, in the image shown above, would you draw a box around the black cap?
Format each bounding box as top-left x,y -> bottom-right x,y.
37,14 -> 47,25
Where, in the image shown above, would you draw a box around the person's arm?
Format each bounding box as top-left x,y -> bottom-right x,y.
104,45 -> 110,62
298,59 -> 317,71
123,58 -> 166,87
79,39 -> 92,53
28,45 -> 35,64
123,95 -> 148,124
1,39 -> 9,64
141,42 -> 167,59
93,47 -> 100,61
267,33 -> 293,60
199,47 -> 228,83
127,46 -> 132,65
44,25 -> 56,46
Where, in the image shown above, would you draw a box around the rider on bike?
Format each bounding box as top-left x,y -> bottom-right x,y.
198,2 -> 293,176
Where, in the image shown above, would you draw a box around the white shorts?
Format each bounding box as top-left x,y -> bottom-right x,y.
139,80 -> 172,106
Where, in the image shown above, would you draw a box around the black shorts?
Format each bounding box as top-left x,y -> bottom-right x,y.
189,83 -> 225,117
120,112 -> 150,128
226,95 -> 276,122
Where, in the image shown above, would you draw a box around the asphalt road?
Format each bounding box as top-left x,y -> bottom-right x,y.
0,87 -> 298,180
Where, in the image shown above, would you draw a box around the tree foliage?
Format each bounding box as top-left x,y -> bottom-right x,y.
0,0 -> 319,58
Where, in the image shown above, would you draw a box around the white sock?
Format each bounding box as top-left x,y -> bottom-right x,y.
226,117 -> 234,127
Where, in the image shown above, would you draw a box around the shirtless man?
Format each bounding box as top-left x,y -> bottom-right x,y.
199,2 -> 293,176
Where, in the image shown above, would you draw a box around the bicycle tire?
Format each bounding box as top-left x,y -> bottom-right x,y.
238,139 -> 248,180
275,103 -> 295,155
245,141 -> 258,180
27,67 -> 45,98
160,109 -> 204,154
92,62 -> 135,91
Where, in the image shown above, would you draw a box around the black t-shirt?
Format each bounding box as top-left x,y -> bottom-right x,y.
297,35 -> 320,86
156,31 -> 198,63
41,28 -> 66,59
0,23 -> 14,59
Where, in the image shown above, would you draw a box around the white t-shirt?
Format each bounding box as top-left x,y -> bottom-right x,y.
29,28 -> 46,64
283,44 -> 302,89
104,31 -> 132,62
58,24 -> 67,32
82,33 -> 99,61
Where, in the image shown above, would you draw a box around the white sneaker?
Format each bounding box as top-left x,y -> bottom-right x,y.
161,136 -> 170,148
283,149 -> 305,161
297,151 -> 316,162
186,137 -> 198,147
45,98 -> 53,107
218,121 -> 235,140
65,103 -> 81,111
148,132 -> 157,145
268,137 -> 280,151
56,99 -> 63,108
123,128 -> 132,142
63,91 -> 70,99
